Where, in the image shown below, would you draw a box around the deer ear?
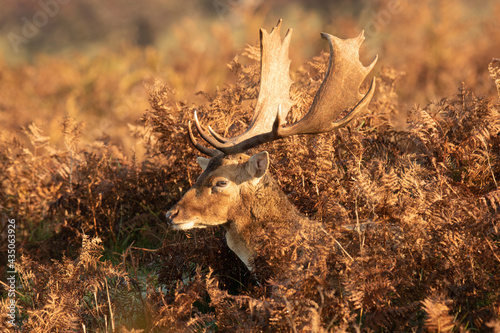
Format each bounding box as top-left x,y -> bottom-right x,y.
196,157 -> 210,171
247,151 -> 269,178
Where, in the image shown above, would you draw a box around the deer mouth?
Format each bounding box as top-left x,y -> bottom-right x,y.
166,210 -> 195,230
169,218 -> 223,230
170,221 -> 197,230
166,211 -> 210,230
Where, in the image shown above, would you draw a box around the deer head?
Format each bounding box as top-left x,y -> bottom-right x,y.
166,20 -> 377,270
165,151 -> 269,230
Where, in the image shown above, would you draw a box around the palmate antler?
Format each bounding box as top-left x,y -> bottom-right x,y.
189,19 -> 377,156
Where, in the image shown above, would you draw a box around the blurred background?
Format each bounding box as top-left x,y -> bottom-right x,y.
1,0 -> 499,153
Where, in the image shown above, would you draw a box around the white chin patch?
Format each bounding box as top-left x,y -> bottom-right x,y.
172,221 -> 207,230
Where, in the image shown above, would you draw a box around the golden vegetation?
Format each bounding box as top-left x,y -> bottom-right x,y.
1,0 -> 500,331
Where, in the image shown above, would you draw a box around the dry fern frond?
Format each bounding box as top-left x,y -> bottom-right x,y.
21,122 -> 51,152
489,58 -> 500,100
422,296 -> 457,333
14,235 -> 129,332
481,189 -> 500,212
487,319 -> 500,333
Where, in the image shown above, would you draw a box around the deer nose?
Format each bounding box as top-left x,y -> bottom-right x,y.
165,208 -> 179,224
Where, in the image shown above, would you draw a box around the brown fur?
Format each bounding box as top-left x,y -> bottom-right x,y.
166,152 -> 308,270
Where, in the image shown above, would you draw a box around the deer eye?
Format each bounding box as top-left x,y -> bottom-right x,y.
211,179 -> 229,193
215,180 -> 228,188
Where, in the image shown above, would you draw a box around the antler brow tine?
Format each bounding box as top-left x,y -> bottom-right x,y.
188,117 -> 218,157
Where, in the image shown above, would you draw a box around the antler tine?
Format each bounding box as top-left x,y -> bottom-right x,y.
188,118 -> 219,157
193,110 -> 224,149
188,22 -> 377,156
278,31 -> 377,137
189,19 -> 294,155
207,126 -> 227,143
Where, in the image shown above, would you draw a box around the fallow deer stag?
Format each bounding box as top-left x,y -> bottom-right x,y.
165,20 -> 377,271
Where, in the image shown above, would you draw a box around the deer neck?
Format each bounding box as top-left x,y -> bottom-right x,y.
222,173 -> 306,270
223,223 -> 254,269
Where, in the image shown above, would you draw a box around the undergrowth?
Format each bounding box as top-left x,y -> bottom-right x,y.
1,24 -> 500,333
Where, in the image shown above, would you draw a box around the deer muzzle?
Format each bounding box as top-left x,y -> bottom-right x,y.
165,208 -> 179,225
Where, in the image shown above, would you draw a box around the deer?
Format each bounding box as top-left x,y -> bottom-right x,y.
165,20 -> 377,271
